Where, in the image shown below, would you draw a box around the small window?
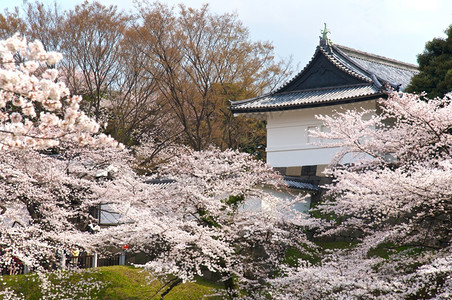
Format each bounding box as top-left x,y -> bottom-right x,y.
98,204 -> 122,226
307,125 -> 329,143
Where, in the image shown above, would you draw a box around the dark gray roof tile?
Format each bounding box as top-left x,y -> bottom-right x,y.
231,40 -> 417,113
233,84 -> 380,112
334,45 -> 418,90
284,179 -> 319,191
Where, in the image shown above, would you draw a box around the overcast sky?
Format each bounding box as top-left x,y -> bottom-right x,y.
2,0 -> 451,67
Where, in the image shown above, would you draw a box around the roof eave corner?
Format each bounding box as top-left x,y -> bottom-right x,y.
230,109 -> 267,120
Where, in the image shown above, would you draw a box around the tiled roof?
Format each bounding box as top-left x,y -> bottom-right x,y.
334,45 -> 418,90
232,84 -> 380,112
144,178 -> 176,186
284,178 -> 319,191
231,39 -> 417,113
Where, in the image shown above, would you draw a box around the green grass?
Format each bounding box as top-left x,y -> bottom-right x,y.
281,241 -> 358,269
0,266 -> 223,299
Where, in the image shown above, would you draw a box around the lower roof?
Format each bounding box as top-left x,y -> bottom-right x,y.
284,177 -> 319,191
231,84 -> 382,113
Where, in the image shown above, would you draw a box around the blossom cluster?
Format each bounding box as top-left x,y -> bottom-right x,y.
0,34 -> 121,150
270,92 -> 452,298
95,146 -> 311,288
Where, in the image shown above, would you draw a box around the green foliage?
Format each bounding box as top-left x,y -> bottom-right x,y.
223,194 -> 245,209
366,246 -> 449,300
366,243 -> 425,260
198,208 -> 221,228
283,245 -> 320,266
407,271 -> 450,300
279,242 -> 356,272
406,24 -> 452,98
309,198 -> 344,224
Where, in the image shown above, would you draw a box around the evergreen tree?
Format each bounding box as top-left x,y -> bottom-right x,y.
406,24 -> 452,98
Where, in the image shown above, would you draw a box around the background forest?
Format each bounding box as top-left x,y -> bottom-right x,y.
0,0 -> 295,162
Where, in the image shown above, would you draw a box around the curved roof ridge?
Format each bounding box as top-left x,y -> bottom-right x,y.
328,45 -> 388,87
318,46 -> 372,83
335,44 -> 418,72
229,92 -> 271,105
273,46 -> 322,93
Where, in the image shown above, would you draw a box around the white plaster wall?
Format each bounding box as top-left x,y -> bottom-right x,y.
265,100 -> 377,167
241,187 -> 310,214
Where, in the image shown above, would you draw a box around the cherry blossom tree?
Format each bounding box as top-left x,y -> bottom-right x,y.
95,145 -> 312,296
270,92 -> 452,298
0,146 -> 130,271
314,92 -> 451,249
0,34 -> 310,298
0,33 -> 124,275
0,33 -> 120,150
3,30 -> 450,299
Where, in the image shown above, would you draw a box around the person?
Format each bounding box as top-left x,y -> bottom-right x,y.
71,247 -> 80,266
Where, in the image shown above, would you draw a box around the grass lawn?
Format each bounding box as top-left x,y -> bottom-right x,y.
0,266 -> 223,299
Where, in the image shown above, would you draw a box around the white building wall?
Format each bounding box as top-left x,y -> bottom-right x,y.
242,187 -> 310,214
265,100 -> 377,167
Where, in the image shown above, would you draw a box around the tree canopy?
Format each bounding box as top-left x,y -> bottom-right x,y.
0,1 -> 294,153
0,33 -> 122,274
0,31 -> 305,297
270,92 -> 452,299
406,24 -> 452,98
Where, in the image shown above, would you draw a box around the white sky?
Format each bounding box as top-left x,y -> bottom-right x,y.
1,0 -> 452,66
